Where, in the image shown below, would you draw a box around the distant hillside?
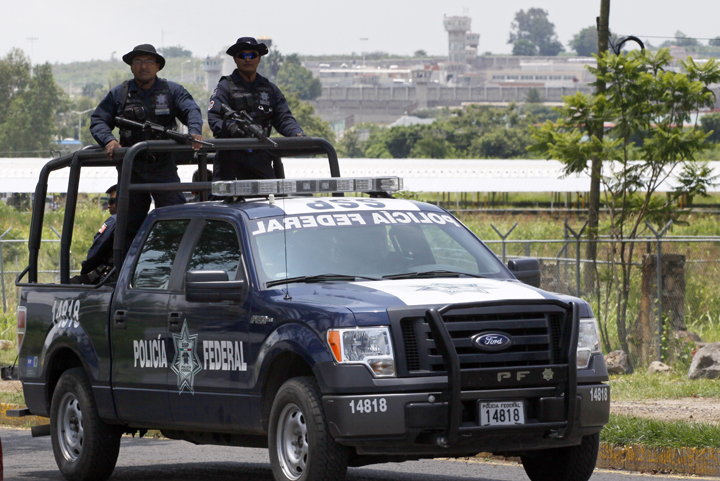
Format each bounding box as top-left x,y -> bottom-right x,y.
51,56 -> 206,96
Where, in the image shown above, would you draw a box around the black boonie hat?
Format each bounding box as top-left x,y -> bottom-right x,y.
226,37 -> 269,57
122,44 -> 166,70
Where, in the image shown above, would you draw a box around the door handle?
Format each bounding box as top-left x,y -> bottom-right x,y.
114,310 -> 127,330
168,312 -> 182,332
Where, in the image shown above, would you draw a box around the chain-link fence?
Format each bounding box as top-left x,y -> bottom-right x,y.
484,223 -> 718,373
0,230 -> 71,315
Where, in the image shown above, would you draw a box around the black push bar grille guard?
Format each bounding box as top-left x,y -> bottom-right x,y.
18,137 -> 340,286
423,300 -> 579,447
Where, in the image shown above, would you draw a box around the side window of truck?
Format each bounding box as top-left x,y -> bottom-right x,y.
132,219 -> 191,289
187,220 -> 242,279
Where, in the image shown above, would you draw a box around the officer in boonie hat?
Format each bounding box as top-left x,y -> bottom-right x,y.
226,37 -> 269,57
121,44 -> 167,70
90,43 -> 204,248
207,36 -> 305,182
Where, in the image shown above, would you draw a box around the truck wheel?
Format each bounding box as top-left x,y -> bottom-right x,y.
268,377 -> 349,481
50,368 -> 121,481
520,432 -> 599,481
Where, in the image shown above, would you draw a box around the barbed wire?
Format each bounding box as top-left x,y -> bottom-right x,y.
618,34 -> 720,42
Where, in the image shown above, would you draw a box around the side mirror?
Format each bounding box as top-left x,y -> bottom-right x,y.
507,258 -> 541,288
185,270 -> 245,303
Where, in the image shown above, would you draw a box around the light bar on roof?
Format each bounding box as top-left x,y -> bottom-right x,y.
211,177 -> 404,197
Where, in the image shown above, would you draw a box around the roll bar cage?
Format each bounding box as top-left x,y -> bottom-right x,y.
19,137 -> 341,285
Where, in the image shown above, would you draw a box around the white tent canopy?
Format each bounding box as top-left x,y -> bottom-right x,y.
0,157 -> 714,194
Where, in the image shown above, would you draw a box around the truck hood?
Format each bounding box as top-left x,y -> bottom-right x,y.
282,277 -> 572,325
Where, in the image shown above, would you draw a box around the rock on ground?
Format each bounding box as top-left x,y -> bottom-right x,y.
606,350 -> 634,375
688,342 -> 720,380
648,361 -> 673,374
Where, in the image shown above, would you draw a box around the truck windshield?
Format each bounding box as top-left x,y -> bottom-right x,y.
247,209 -> 511,287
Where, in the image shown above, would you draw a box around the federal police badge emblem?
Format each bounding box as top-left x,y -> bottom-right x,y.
155,94 -> 168,107
171,320 -> 202,394
259,92 -> 270,105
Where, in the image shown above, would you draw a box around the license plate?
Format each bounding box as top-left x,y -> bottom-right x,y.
479,401 -> 525,426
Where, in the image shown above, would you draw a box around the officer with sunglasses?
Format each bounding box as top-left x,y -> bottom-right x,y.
71,185 -> 118,284
208,37 -> 305,181
90,44 -> 204,249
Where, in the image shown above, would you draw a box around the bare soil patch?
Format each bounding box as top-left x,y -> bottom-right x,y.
0,380 -> 21,394
612,398 -> 720,424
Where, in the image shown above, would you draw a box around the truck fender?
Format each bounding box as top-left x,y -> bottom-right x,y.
41,329 -> 118,422
252,322 -> 334,391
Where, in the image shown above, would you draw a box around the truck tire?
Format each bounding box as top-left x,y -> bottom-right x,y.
520,432 -> 599,481
268,377 -> 349,481
50,368 -> 121,481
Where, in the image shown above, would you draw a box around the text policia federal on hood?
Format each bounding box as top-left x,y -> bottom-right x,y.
249,210 -> 462,236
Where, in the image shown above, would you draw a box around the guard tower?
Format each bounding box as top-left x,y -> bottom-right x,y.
202,56 -> 223,91
443,15 -> 472,62
257,36 -> 273,49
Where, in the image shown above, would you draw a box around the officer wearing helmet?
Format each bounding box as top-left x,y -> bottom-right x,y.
90,44 -> 204,247
208,37 -> 305,181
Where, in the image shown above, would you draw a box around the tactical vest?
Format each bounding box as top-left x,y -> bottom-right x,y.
119,79 -> 176,147
223,76 -> 274,137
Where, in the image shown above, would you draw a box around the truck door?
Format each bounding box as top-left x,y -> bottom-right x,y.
167,218 -> 252,430
110,218 -> 193,426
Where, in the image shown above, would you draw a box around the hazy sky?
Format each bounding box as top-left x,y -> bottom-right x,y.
4,0 -> 718,64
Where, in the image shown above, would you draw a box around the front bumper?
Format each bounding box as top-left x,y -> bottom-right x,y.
323,383 -> 609,455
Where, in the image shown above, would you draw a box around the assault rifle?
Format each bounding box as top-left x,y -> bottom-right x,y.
220,104 -> 278,147
114,117 -> 215,148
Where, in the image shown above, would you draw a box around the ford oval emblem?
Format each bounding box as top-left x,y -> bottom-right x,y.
471,332 -> 512,352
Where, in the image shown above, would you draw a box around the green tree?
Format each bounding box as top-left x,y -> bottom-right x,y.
673,31 -> 699,48
257,48 -> 284,82
159,45 -> 192,58
700,112 -> 720,143
276,54 -> 322,100
471,129 -> 531,158
106,69 -> 127,90
512,39 -> 538,56
0,49 -> 31,125
283,94 -> 334,141
710,37 -> 720,47
525,87 -> 542,103
530,49 -> 720,362
0,63 -> 66,156
336,129 -> 365,158
570,26 -> 598,56
413,50 -> 428,58
409,134 -> 458,159
81,81 -> 104,98
508,8 -> 564,56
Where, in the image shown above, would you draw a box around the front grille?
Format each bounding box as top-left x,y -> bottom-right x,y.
398,306 -> 569,374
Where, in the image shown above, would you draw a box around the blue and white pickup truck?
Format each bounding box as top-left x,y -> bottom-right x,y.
12,139 -> 609,481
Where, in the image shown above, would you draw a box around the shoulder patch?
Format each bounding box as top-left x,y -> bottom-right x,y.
98,223 -> 108,234
208,100 -> 214,111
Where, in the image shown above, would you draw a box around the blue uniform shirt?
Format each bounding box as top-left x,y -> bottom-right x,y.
207,71 -> 302,180
207,70 -> 302,139
81,214 -> 116,274
90,78 -> 203,148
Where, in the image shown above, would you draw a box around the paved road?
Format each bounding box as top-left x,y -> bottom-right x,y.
2,427 -> 713,481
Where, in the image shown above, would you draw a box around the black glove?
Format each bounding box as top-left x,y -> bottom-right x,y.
227,122 -> 242,138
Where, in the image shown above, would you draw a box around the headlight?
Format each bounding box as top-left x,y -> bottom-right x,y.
327,327 -> 395,378
577,318 -> 601,369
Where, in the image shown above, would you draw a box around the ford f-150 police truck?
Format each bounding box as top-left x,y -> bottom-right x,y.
13,139 -> 609,481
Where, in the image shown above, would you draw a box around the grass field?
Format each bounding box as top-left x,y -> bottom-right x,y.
602,414 -> 720,448
610,372 -> 720,401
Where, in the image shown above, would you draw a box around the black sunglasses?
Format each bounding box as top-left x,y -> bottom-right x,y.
235,52 -> 259,60
108,197 -> 117,205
